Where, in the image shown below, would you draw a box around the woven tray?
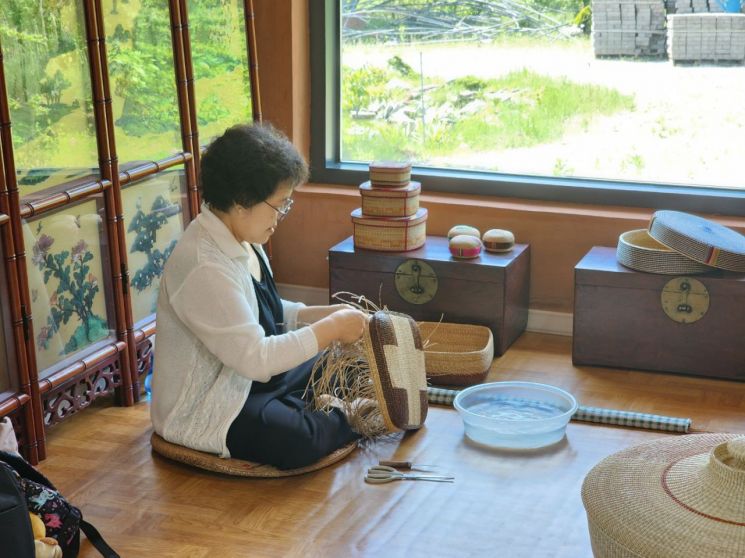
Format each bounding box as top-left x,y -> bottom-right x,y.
419,322 -> 494,386
616,229 -> 711,275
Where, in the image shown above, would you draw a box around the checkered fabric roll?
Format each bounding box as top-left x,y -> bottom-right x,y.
573,405 -> 691,432
427,387 -> 691,433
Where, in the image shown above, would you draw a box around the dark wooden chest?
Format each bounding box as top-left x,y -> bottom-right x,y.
329,235 -> 530,355
573,246 -> 745,381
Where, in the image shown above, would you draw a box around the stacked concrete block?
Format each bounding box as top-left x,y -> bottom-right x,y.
593,0 -> 668,55
668,13 -> 745,61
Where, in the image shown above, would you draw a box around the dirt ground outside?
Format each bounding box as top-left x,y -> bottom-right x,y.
344,40 -> 745,191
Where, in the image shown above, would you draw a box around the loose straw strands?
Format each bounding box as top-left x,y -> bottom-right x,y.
305,340 -> 387,439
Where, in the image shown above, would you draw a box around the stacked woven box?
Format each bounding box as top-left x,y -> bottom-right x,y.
351,162 -> 427,252
668,13 -> 745,61
592,0 -> 667,56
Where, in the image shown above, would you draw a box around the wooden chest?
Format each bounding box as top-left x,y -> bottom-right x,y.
573,246 -> 745,381
329,236 -> 530,355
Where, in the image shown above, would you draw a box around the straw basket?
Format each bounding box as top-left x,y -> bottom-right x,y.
359,180 -> 420,217
419,322 -> 494,386
582,433 -> 745,557
352,208 -> 427,252
617,229 -> 711,275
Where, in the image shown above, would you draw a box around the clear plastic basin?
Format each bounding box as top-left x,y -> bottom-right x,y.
453,381 -> 578,449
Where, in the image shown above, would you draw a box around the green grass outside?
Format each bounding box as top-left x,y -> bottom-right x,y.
341,68 -> 635,163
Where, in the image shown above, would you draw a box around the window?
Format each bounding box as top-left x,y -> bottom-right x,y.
310,1 -> 745,215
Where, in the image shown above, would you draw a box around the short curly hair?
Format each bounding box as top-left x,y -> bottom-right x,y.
200,123 -> 308,212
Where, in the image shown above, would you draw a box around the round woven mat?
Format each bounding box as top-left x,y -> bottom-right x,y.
648,210 -> 745,272
582,433 -> 745,557
151,433 -> 357,477
616,229 -> 711,275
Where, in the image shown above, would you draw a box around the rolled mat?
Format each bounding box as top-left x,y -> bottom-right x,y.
427,387 -> 691,433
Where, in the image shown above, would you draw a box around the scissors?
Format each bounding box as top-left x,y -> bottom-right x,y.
365,465 -> 454,484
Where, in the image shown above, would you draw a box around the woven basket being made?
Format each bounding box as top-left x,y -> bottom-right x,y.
352,208 -> 427,252
616,229 -> 712,275
150,433 -> 357,477
648,210 -> 745,272
362,311 -> 428,432
419,322 -> 494,386
582,433 -> 745,557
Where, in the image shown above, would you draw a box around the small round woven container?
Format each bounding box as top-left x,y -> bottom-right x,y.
482,229 -> 515,253
352,208 -> 427,252
582,433 -> 745,557
449,234 -> 483,259
648,210 -> 745,272
447,224 -> 481,240
617,229 -> 712,275
359,180 -> 420,217
419,322 -> 494,386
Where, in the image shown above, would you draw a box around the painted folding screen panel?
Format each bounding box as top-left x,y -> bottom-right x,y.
0,2 -> 100,195
187,0 -> 253,143
101,0 -> 182,163
22,199 -> 114,375
123,170 -> 188,325
0,238 -> 12,397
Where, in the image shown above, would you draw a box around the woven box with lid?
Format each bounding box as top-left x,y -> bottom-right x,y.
351,208 -> 427,252
359,180 -> 420,218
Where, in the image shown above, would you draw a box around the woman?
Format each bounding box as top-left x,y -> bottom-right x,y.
150,123 -> 369,469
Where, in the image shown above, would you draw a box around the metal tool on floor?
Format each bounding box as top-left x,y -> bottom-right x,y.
364,465 -> 454,484
378,460 -> 437,472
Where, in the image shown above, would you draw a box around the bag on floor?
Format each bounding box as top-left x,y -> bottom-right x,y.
0,450 -> 119,558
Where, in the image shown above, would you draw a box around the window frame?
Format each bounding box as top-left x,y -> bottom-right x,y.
309,0 -> 745,216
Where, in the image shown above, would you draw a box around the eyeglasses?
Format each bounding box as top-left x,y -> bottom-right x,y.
263,198 -> 294,222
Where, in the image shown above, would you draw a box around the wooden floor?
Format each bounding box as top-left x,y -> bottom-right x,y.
38,332 -> 745,558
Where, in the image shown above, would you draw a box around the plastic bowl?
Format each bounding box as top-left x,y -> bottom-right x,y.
453,381 -> 578,449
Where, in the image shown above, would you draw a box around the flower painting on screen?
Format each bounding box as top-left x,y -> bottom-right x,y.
24,200 -> 110,372
123,172 -> 184,324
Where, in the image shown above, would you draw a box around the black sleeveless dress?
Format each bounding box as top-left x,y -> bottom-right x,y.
225,246 -> 358,469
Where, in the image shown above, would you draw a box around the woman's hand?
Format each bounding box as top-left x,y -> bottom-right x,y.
309,307 -> 369,349
297,304 -> 355,325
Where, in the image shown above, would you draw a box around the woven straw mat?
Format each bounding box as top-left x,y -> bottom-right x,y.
151,433 -> 356,477
582,433 -> 745,557
363,311 -> 428,432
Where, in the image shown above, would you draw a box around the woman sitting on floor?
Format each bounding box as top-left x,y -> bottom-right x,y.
150,123 -> 368,470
